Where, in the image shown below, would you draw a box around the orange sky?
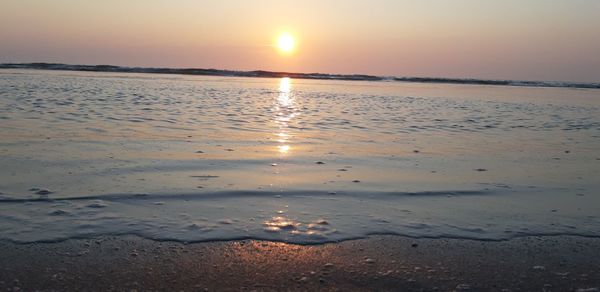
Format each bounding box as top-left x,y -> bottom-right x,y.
1,0 -> 599,82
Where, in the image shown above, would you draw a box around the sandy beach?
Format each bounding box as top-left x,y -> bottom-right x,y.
1,235 -> 599,291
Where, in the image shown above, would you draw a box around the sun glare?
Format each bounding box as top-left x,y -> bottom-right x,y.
277,33 -> 295,53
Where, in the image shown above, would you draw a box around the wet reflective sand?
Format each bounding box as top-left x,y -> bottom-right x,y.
1,235 -> 599,291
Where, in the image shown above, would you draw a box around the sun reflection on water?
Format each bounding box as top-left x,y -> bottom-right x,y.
274,77 -> 297,156
279,77 -> 291,93
278,145 -> 290,154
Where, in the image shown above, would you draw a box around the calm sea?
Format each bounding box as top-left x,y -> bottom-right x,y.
0,69 -> 599,243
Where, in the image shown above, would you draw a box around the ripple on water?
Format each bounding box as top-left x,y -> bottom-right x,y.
0,70 -> 599,244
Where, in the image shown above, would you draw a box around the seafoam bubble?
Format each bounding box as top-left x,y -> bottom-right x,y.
85,200 -> 108,208
34,189 -> 53,195
307,223 -> 328,231
218,219 -> 234,225
263,216 -> 299,232
185,222 -> 213,233
291,230 -> 327,240
315,219 -> 329,225
48,209 -> 70,216
262,215 -> 337,240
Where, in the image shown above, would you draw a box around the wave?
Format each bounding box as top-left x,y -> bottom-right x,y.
0,189 -> 491,203
1,186 -> 598,244
2,62 -> 599,89
392,77 -> 600,89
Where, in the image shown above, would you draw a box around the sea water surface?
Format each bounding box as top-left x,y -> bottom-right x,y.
0,69 -> 599,243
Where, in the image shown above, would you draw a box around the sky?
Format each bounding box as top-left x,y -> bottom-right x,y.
1,0 -> 599,82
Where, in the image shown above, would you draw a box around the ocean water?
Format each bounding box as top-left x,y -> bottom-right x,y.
0,69 -> 599,243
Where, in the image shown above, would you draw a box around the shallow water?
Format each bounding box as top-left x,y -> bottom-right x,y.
0,69 -> 599,243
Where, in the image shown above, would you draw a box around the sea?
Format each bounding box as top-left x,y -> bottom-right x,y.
0,68 -> 599,243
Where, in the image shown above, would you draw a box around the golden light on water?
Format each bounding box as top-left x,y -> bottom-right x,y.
279,77 -> 291,92
277,133 -> 288,143
278,145 -> 290,154
277,77 -> 292,109
274,77 -> 295,156
277,33 -> 295,53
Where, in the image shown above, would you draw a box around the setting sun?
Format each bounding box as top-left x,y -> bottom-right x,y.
277,33 -> 295,53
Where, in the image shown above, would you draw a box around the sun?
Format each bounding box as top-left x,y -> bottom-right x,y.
277,33 -> 295,53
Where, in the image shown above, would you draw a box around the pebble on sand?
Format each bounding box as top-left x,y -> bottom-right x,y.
315,161 -> 325,164
475,168 -> 487,172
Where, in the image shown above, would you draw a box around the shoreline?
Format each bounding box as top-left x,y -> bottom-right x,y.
2,234 -> 599,291
3,231 -> 600,245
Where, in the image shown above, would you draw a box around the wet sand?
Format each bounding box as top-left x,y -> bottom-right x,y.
1,235 -> 599,291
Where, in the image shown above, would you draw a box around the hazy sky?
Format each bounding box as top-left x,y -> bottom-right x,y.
1,0 -> 599,82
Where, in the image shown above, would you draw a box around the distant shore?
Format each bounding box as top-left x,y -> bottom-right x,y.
1,235 -> 599,291
2,62 -> 599,89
